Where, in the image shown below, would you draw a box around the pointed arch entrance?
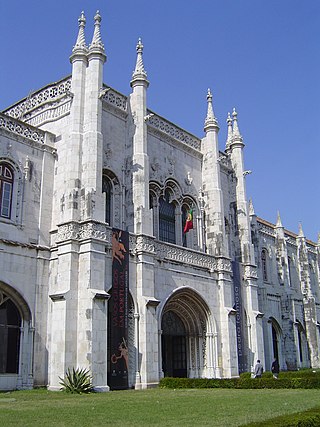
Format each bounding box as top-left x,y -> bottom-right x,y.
161,288 -> 215,379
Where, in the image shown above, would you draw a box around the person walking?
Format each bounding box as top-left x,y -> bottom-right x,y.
254,360 -> 264,378
271,358 -> 280,379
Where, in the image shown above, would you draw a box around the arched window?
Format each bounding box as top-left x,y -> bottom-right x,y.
261,249 -> 268,282
0,163 -> 14,219
159,190 -> 176,244
102,175 -> 112,225
0,293 -> 21,374
288,256 -> 293,287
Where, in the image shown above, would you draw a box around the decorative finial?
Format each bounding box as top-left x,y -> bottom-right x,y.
204,88 -> 219,130
318,232 -> 320,246
225,112 -> 233,150
89,10 -> 105,52
132,38 -> 147,79
72,11 -> 88,54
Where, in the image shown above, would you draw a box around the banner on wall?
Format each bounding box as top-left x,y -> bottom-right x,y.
232,261 -> 246,373
108,228 -> 129,390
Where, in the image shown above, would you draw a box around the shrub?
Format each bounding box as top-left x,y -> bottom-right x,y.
59,367 -> 93,394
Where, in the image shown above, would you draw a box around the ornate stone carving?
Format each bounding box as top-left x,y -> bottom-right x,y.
0,113 -> 45,144
243,265 -> 258,280
56,221 -> 112,244
146,112 -> 201,151
101,87 -> 127,112
4,78 -> 72,122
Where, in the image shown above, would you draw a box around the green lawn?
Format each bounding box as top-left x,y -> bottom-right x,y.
0,388 -> 319,426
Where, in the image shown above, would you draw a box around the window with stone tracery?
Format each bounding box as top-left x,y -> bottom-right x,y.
0,163 -> 13,219
159,190 -> 176,244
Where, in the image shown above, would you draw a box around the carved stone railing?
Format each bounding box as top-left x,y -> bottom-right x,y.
146,111 -> 202,152
4,77 -> 72,123
101,86 -> 127,114
0,112 -> 47,144
54,221 -> 232,273
257,221 -> 275,238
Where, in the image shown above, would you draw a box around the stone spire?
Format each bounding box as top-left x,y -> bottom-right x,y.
70,11 -> 88,61
89,11 -> 106,59
249,198 -> 255,216
298,223 -> 305,238
318,232 -> 320,246
232,108 -> 243,143
204,88 -> 219,131
276,211 -> 283,228
131,38 -> 148,83
225,112 -> 233,151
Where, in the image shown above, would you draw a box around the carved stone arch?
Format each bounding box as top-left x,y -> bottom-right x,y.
149,181 -> 162,206
164,178 -> 183,205
0,281 -> 31,322
0,156 -> 23,224
102,169 -> 121,228
160,287 -> 217,378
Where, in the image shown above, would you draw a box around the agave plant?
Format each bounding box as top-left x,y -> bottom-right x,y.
59,367 -> 93,394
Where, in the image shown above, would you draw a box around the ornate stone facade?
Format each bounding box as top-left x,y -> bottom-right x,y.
0,11 -> 319,392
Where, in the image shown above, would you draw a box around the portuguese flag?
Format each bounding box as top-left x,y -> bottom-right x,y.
183,209 -> 193,233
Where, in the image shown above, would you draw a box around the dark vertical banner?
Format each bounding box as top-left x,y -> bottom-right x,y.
232,261 -> 245,373
109,228 -> 129,390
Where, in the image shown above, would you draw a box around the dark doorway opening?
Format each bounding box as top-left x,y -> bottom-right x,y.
161,311 -> 187,378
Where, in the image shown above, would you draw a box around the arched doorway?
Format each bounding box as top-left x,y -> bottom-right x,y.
0,284 -> 33,390
161,289 -> 214,379
0,294 -> 21,374
162,311 -> 187,377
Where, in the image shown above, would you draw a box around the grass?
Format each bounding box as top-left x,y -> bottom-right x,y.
0,387 -> 319,426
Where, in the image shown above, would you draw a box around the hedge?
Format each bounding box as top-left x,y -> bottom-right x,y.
159,370 -> 320,390
244,406 -> 320,426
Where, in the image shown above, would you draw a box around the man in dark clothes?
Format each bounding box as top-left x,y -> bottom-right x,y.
271,358 -> 280,379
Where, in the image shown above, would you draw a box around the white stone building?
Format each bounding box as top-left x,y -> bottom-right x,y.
0,11 -> 319,391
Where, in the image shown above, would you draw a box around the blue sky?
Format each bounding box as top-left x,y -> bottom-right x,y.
1,0 -> 319,242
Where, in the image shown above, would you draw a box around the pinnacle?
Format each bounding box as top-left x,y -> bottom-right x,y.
204,88 -> 219,131
132,38 -> 148,80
